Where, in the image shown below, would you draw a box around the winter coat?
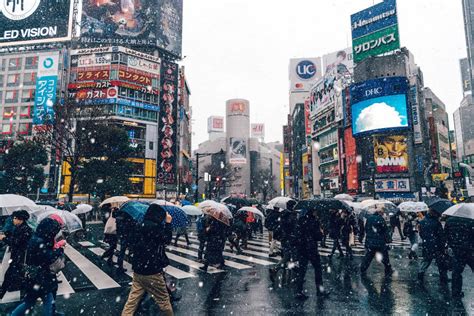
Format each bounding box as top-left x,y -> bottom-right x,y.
3,222 -> 32,265
445,216 -> 474,251
130,220 -> 172,275
364,213 -> 391,249
114,209 -> 135,241
329,213 -> 343,239
341,214 -> 358,243
419,213 -> 446,253
25,218 -> 63,294
389,211 -> 401,226
204,218 -> 227,265
279,210 -> 298,249
295,213 -> 323,259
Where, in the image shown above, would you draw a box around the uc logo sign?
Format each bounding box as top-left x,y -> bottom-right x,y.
296,60 -> 316,80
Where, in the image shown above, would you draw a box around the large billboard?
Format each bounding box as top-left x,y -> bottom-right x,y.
289,57 -> 322,92
351,77 -> 409,136
323,48 -> 354,77
80,0 -> 183,57
207,116 -> 224,133
157,60 -> 179,185
374,135 -> 408,173
33,53 -> 60,125
460,58 -> 472,94
0,0 -> 74,47
229,137 -> 247,164
351,0 -> 400,63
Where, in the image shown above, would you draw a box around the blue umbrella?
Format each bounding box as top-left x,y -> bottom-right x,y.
181,200 -> 192,206
161,205 -> 189,228
120,201 -> 149,223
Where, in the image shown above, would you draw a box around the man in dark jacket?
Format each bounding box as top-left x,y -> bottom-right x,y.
444,215 -> 474,298
360,210 -> 394,275
0,210 -> 32,299
10,218 -> 64,316
389,210 -> 405,240
269,209 -> 297,282
418,208 -> 449,283
115,209 -> 136,273
329,210 -> 344,258
341,210 -> 358,260
122,204 -> 173,316
294,209 -> 330,300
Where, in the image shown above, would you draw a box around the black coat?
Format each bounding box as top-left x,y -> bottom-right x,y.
419,213 -> 446,253
364,213 -> 391,249
445,216 -> 474,251
279,210 -> 297,249
130,220 -> 172,275
26,218 -> 63,294
341,214 -> 358,243
204,218 -> 227,265
115,210 -> 135,241
4,222 -> 32,265
329,213 -> 343,239
295,214 -> 323,259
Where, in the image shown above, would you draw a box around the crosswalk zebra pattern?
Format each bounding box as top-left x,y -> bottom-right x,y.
0,231 -> 410,304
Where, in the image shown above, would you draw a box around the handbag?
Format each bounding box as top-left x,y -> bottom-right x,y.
104,216 -> 117,235
349,232 -> 355,246
50,256 -> 66,274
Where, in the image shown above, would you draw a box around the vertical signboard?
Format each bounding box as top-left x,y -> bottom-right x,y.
157,60 -> 179,185
207,116 -> 224,133
351,0 -> 400,63
374,135 -> 409,173
344,128 -> 359,192
460,58 -> 472,95
409,86 -> 423,144
280,153 -> 284,193
33,53 -> 60,125
229,138 -> 247,164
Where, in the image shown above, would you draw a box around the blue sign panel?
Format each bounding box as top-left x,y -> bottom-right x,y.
33,76 -> 58,124
81,98 -> 160,112
350,77 -> 409,136
351,0 -> 398,40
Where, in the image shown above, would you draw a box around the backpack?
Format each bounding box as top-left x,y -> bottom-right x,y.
196,216 -> 205,234
264,211 -> 281,231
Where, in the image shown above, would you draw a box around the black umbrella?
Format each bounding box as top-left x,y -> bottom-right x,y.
426,198 -> 454,215
221,197 -> 251,209
295,199 -> 352,216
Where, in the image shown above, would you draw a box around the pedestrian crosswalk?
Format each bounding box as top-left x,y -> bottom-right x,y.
0,230 -> 411,304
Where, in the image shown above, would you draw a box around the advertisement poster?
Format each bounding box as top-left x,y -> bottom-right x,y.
229,138 -> 247,164
351,77 -> 409,136
157,60 -> 179,185
0,0 -> 74,47
374,135 -> 408,173
353,24 -> 400,63
309,75 -> 336,116
289,57 -> 322,92
207,116 -> 224,132
80,0 -> 183,57
251,123 -> 265,139
409,86 -> 423,144
344,128 -> 359,192
323,48 -> 354,77
33,53 -> 60,125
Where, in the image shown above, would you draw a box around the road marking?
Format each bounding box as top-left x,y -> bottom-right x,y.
168,245 -> 251,270
78,241 -> 95,247
166,252 -> 223,274
0,247 -> 10,283
57,272 -> 75,296
64,244 -> 120,290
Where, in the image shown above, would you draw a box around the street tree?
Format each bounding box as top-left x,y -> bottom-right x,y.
251,168 -> 276,202
0,141 -> 48,195
202,161 -> 235,199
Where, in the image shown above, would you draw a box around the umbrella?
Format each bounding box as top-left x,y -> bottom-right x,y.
295,199 -> 352,213
221,197 -> 251,208
238,207 -> 265,218
181,200 -> 192,206
399,202 -> 428,213
120,201 -> 149,223
334,194 -> 354,202
268,197 -> 295,209
100,196 -> 130,207
360,199 -> 397,214
0,194 -> 37,215
151,199 -> 175,206
443,203 -> 474,220
344,201 -> 363,213
72,204 -> 93,215
182,205 -> 203,216
161,205 -> 189,228
427,198 -> 454,215
33,205 -> 60,213
199,201 -> 233,226
30,209 -> 83,232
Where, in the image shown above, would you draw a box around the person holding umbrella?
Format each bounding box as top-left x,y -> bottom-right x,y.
101,207 -> 119,266
328,209 -> 344,259
417,207 -> 449,284
0,210 -> 32,299
121,204 -> 174,316
340,209 -> 358,260
403,213 -> 419,260
202,216 -> 227,271
115,208 -> 136,273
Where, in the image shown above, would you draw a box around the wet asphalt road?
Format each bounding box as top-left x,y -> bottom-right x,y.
0,223 -> 472,316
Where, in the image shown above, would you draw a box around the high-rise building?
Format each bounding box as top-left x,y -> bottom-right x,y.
462,0 -> 474,94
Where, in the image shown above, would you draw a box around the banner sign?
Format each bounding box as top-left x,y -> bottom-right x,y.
80,98 -> 159,112
0,0 -> 74,47
80,0 -> 183,57
229,137 -> 247,164
207,116 -> 224,133
374,178 -> 410,192
69,87 -> 118,100
157,60 -> 179,185
409,86 -> 423,144
77,69 -> 110,81
68,80 -> 159,95
251,123 -> 265,138
374,135 -> 408,173
33,53 -> 60,125
353,24 -> 400,63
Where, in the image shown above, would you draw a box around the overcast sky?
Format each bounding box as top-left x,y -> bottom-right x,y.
181,0 -> 466,150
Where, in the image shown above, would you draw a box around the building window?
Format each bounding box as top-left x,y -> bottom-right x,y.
21,89 -> 35,102
2,124 -> 12,134
0,74 -> 4,86
19,106 -> 30,118
149,141 -> 154,150
18,123 -> 30,135
3,107 -> 14,118
23,73 -> 36,86
5,90 -> 18,103
0,59 -> 5,71
7,74 -> 19,87
8,58 -> 21,70
25,57 -> 38,69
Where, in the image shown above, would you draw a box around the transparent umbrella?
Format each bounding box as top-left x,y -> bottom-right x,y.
182,205 -> 203,216
99,196 -> 130,207
72,204 -> 93,215
267,197 -> 295,209
0,194 -> 37,215
238,207 -> 265,218
30,209 -> 83,233
443,203 -> 474,220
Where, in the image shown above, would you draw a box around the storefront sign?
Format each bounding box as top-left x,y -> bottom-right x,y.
374,178 -> 410,192
33,53 -> 60,125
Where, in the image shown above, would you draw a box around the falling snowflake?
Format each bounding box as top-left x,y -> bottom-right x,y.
198,281 -> 203,287
375,252 -> 383,263
115,296 -> 121,303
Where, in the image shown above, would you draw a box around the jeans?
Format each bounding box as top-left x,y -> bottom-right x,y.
418,249 -> 448,279
331,238 -> 343,256
295,254 -> 323,293
451,248 -> 474,296
11,292 -> 54,316
360,246 -> 392,273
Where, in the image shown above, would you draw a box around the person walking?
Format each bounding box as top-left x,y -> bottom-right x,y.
174,220 -> 190,247
196,215 -> 207,262
417,208 -> 449,284
269,209 -> 297,282
265,207 -> 281,257
10,218 -> 65,316
340,210 -> 358,260
389,210 -> 405,240
294,208 -> 330,300
360,209 -> 394,276
101,207 -> 118,266
115,208 -> 136,273
202,217 -> 227,271
0,210 -> 32,299
121,204 -> 174,316
444,214 -> 474,299
329,210 -> 344,259
403,214 -> 419,260
229,213 -> 245,255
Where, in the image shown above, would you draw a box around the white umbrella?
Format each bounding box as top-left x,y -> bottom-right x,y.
443,203 -> 474,220
182,205 -> 203,216
33,205 -> 59,213
72,204 -> 93,215
199,200 -> 233,219
334,194 -> 354,202
361,199 -> 397,214
0,194 -> 37,215
99,196 -> 130,207
238,207 -> 265,218
268,197 -> 294,209
399,202 -> 428,213
151,199 -> 175,206
30,210 -> 83,232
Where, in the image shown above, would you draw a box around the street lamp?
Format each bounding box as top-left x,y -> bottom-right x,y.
194,149 -> 225,203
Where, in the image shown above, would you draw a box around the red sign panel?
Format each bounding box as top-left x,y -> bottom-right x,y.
344,127 -> 359,192
118,69 -> 152,86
